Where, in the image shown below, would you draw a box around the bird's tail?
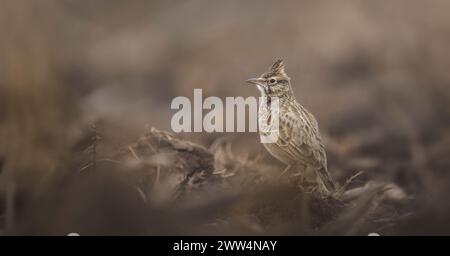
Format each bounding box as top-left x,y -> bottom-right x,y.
316,166 -> 336,193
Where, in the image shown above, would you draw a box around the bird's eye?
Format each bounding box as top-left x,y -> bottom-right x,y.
269,78 -> 276,84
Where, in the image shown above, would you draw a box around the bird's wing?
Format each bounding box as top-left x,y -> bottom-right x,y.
276,107 -> 327,168
277,108 -> 336,191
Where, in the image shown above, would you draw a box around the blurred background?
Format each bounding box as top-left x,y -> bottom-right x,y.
1,0 -> 450,235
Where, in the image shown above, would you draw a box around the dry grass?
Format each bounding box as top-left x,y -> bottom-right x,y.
0,126 -> 415,235
1,0 -> 450,235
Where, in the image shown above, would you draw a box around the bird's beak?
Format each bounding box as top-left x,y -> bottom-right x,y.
246,78 -> 265,86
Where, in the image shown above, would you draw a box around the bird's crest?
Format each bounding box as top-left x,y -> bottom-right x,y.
263,59 -> 289,79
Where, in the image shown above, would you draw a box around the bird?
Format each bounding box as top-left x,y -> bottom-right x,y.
246,59 -> 336,194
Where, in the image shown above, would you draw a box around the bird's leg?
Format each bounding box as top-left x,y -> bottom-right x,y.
292,165 -> 318,192
292,164 -> 306,178
279,163 -> 304,178
278,164 -> 292,178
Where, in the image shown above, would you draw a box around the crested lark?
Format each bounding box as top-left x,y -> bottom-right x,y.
247,59 -> 336,194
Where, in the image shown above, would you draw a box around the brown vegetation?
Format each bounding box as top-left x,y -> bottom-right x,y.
1,0 -> 450,235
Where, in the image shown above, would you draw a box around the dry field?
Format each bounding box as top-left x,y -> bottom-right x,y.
1,0 -> 450,235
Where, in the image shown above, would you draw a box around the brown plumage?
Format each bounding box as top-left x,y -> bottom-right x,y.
247,59 -> 336,194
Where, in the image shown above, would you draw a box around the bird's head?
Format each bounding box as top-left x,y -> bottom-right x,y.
247,59 -> 293,97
